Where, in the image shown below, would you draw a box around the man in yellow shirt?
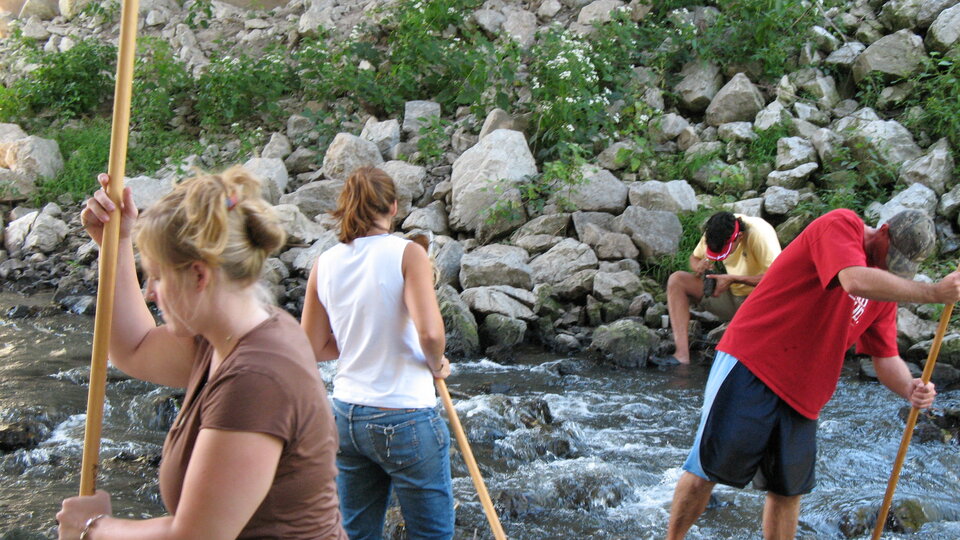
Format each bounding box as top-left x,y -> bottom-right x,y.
666,212 -> 781,364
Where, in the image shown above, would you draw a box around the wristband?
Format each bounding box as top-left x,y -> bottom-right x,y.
80,514 -> 107,540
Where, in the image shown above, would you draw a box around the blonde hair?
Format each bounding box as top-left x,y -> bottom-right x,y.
135,166 -> 286,285
332,166 -> 397,243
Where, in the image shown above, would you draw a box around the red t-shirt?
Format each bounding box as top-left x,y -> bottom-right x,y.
718,209 -> 898,420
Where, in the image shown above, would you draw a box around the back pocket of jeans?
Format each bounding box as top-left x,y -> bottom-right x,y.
366,418 -> 422,467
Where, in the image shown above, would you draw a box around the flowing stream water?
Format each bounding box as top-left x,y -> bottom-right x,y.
1,291 -> 959,539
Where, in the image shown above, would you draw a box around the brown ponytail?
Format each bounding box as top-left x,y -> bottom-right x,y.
332,166 -> 397,243
135,166 -> 286,285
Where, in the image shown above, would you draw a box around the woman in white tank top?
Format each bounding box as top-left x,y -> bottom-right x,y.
301,166 -> 455,540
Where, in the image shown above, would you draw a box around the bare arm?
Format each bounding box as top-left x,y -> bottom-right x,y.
689,254 -> 712,277
837,266 -> 960,304
872,355 -> 936,409
301,263 -> 339,362
402,242 -> 449,378
82,176 -> 194,388
58,430 -> 283,540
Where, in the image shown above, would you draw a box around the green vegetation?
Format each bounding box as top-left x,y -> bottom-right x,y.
642,206 -> 716,284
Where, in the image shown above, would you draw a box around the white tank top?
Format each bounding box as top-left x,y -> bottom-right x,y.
313,234 -> 436,408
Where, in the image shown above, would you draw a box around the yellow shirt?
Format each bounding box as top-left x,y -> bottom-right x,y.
692,214 -> 781,296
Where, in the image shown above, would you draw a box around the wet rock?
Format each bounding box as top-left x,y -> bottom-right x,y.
437,284 -> 479,359
480,313 -> 527,349
493,425 -> 581,464
553,472 -> 631,510
589,318 -> 658,368
0,421 -> 44,453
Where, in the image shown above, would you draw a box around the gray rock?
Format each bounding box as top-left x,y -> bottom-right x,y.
571,211 -> 616,239
529,238 -> 599,286
0,123 -> 27,143
449,129 -> 536,239
0,135 -> 63,181
796,71 -> 841,110
478,108 -> 513,140
754,101 -> 791,131
321,133 -> 383,182
273,204 -> 325,245
473,8 -> 505,35
766,163 -> 818,189
717,122 -> 756,143
22,211 -> 68,254
705,73 -> 765,127
360,117 -> 401,158
513,234 -> 563,254
402,201 -> 449,236
502,7 -> 537,47
291,230 -> 339,273
286,114 -> 315,142
402,101 -> 441,136
553,269 -> 597,300
298,0 -> 335,36
811,128 -> 845,165
627,180 -> 698,213
380,160 -> 426,221
763,186 -> 801,215
613,206 -> 682,261
876,183 -> 938,224
262,132 -> 292,159
279,180 -> 343,219
589,318 -> 659,368
794,102 -> 829,126
592,270 -> 642,302
579,222 -> 639,260
939,183 -> 960,219
879,0 -> 924,31
577,0 -> 624,25
538,0 -> 562,18
461,286 -> 537,321
460,244 -> 533,290
853,29 -> 926,83
918,0 -> 960,29
434,236 -> 464,289
20,0 -> 57,19
899,138 -> 955,195
825,41 -> 866,69
243,157 -> 289,205
776,137 -> 818,171
596,140 -> 636,170
284,147 -> 319,174
846,118 -> 922,174
730,197 -> 764,217
550,165 -> 628,213
513,213 -> 571,238
674,60 -> 723,113
897,307 -> 938,346
649,113 -> 690,143
127,175 -> 173,211
437,284 -> 480,358
927,4 -> 960,52
810,25 -> 841,53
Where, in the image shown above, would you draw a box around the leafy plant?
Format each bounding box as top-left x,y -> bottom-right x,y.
34,120 -> 112,203
10,39 -> 116,119
132,37 -> 192,129
644,206 -> 716,285
194,46 -> 296,128
416,115 -> 451,166
903,55 -> 960,175
485,142 -> 588,224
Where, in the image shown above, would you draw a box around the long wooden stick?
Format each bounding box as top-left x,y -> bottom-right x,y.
871,300 -> 955,539
79,0 -> 140,497
436,379 -> 507,540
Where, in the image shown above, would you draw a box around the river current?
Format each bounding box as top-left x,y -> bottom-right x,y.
1,291 -> 958,539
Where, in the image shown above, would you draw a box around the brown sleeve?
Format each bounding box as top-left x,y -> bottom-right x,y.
200,369 -> 294,444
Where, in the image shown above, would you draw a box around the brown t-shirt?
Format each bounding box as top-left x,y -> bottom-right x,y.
158,309 -> 346,539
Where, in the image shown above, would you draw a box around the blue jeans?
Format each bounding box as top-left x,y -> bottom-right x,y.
332,399 -> 455,540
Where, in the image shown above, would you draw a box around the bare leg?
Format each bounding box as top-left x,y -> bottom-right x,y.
666,271 -> 704,364
667,472 -> 715,540
762,492 -> 801,540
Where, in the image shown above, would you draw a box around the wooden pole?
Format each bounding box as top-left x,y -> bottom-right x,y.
436,379 -> 507,540
78,0 -> 140,497
871,300 -> 955,540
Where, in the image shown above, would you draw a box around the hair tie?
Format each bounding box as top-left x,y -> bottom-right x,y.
226,194 -> 239,211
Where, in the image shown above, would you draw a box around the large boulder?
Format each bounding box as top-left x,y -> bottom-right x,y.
459,244 -> 533,290
775,137 -> 818,171
401,201 -> 449,236
5,204 -> 68,255
613,206 -> 682,261
592,270 -> 642,302
674,60 -> 723,113
845,118 -> 922,175
853,29 -> 926,83
434,236 -> 464,289
578,222 -> 639,260
0,135 -> 64,197
273,204 -> 325,245
549,165 -> 628,213
461,286 -> 537,321
243,157 -> 289,205
705,73 -> 765,127
627,180 -> 697,213
321,133 -> 383,182
360,117 -> 401,158
402,100 -> 441,136
449,129 -> 537,240
528,238 -> 599,286
279,180 -> 343,220
589,318 -> 659,368
480,313 -> 527,349
926,4 -> 960,52
899,138 -> 955,195
875,183 -> 938,224
126,175 -> 174,211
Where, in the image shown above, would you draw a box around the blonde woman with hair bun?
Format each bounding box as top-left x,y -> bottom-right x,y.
58,168 -> 347,540
302,166 -> 455,540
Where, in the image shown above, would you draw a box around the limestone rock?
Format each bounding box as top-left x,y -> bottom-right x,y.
766,162 -> 818,190
279,180 -> 343,220
705,73 -> 765,127
460,244 -> 533,290
876,183 -> 938,224
550,165 -> 628,213
502,7 -> 537,48
927,4 -> 960,52
402,100 -> 441,136
899,138 -> 955,195
776,137 -> 818,171
243,157 -> 289,205
322,133 -> 383,183
763,186 -> 800,215
529,238 -> 599,286
613,206 -> 682,261
380,160 -> 426,221
273,204 -> 325,245
589,318 -> 658,368
853,29 -> 926,83
262,132 -> 292,159
401,201 -> 449,236
674,60 -> 723,113
461,286 -> 537,321
127,175 -> 173,211
592,270 -> 642,302
627,180 -> 697,213
438,284 -> 480,358
578,222 -> 639,260
360,117 -> 401,158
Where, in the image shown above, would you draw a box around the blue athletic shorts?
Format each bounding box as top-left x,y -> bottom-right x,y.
683,351 -> 817,496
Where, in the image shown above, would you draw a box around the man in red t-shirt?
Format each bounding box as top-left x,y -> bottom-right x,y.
666,209 -> 960,540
